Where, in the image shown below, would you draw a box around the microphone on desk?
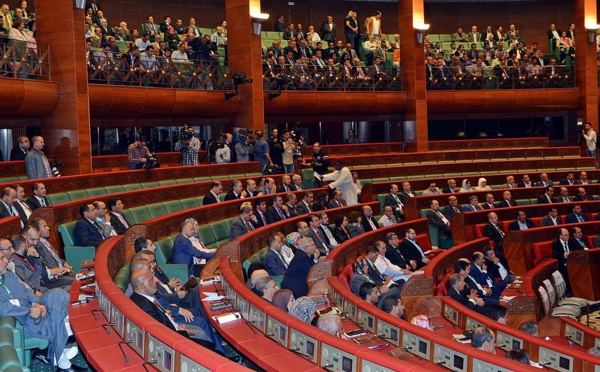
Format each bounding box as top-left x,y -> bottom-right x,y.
118,340 -> 133,363
289,346 -> 310,359
91,308 -> 105,320
102,323 -> 116,334
142,359 -> 157,372
245,319 -> 258,335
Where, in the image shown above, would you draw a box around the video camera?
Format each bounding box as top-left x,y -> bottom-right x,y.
51,161 -> 64,177
143,154 -> 159,169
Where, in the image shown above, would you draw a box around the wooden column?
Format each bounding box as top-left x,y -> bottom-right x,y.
35,0 -> 92,176
575,0 -> 598,154
226,0 -> 266,132
399,0 -> 428,152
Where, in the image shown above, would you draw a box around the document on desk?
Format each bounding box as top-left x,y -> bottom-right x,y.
202,292 -> 226,301
501,296 -> 516,302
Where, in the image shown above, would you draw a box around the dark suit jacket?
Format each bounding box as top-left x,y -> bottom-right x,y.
399,239 -> 427,266
318,225 -> 337,246
385,244 -> 411,270
309,228 -> 331,256
252,211 -> 268,229
484,256 -> 511,281
426,210 -> 451,237
559,179 -> 576,185
442,187 -> 457,194
12,201 -> 30,224
281,250 -> 313,298
285,204 -> 299,217
26,196 -> 50,211
202,192 -> 219,205
535,180 -> 554,187
276,184 -> 293,193
73,218 -> 104,248
384,193 -> 404,213
552,239 -> 570,268
333,226 -> 351,244
109,212 -> 130,235
573,196 -> 589,202
508,218 -> 535,231
464,204 -> 482,212
347,223 -> 364,238
536,194 -> 554,204
229,216 -> 251,241
362,216 -> 378,232
497,199 -> 518,208
482,203 -> 497,210
263,248 -> 287,276
568,238 -> 587,251
483,222 -> 504,249
540,215 -> 560,226
0,202 -> 17,220
448,287 -> 492,317
565,213 -> 589,224
265,206 -> 286,224
10,147 -> 27,161
130,292 -> 177,331
296,201 -> 313,215
443,205 -> 463,220
327,199 -> 347,209
224,190 -> 241,201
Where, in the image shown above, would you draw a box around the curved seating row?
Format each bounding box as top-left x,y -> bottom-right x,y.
91,151 -> 208,173
82,236 -> 248,371
427,137 -> 549,151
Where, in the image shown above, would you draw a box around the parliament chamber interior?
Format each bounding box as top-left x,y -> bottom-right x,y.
1,0 -> 600,371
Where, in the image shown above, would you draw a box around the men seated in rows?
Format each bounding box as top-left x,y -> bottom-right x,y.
578,171 -> 589,184
0,187 -> 19,221
482,194 -> 496,210
378,206 -> 397,228
508,210 -> 535,231
2,235 -> 45,294
252,199 -> 268,228
518,321 -> 540,337
296,191 -> 314,214
569,226 -> 589,250
263,233 -> 289,276
11,184 -> 31,223
359,282 -> 381,307
399,181 -> 416,203
350,257 -> 401,307
317,212 -> 339,249
483,212 -> 505,253
442,179 -> 457,194
346,211 -> 365,238
134,237 -> 200,309
472,326 -> 496,354
266,195 -> 289,224
303,213 -> 332,255
483,246 -> 516,286
443,195 -> 463,220
74,203 -> 106,248
257,177 -> 276,195
468,252 -> 508,301
107,198 -> 130,234
203,181 -> 223,205
10,135 -> 29,160
93,200 -> 118,237
0,248 -> 80,371
173,220 -> 215,277
536,173 -> 553,187
327,190 -> 347,209
224,179 -> 244,200
574,187 -> 588,202
555,187 -> 571,203
276,175 -> 294,193
427,200 -> 452,242
541,207 -> 561,226
129,268 -> 224,353
448,272 -> 492,317
519,174 -> 533,188
284,193 -> 299,217
560,172 -> 576,185
281,237 -> 319,298
498,190 -> 517,207
565,204 -> 588,223
31,217 -> 76,283
537,186 -> 554,204
26,182 -> 49,211
384,184 -> 405,221
255,276 -> 279,302
400,228 -> 430,268
229,205 -> 255,241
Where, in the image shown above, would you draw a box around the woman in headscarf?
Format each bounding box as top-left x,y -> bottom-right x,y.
459,179 -> 472,192
282,232 -> 299,262
411,314 -> 432,330
272,289 -> 295,313
349,258 -> 375,296
474,177 -> 492,191
289,296 -> 317,324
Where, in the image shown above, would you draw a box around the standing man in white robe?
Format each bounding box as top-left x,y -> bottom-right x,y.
319,159 -> 358,205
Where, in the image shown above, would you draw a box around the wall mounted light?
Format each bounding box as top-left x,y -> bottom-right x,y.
585,22 -> 600,43
252,13 -> 270,36
414,23 -> 430,44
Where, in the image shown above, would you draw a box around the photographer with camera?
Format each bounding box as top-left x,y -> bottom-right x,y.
215,134 -> 231,164
175,126 -> 200,166
253,131 -> 274,174
268,129 -> 284,172
127,136 -> 153,169
582,122 -> 597,158
282,130 -> 297,173
235,129 -> 254,162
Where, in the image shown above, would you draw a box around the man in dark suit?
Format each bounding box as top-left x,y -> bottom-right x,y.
361,205 -> 379,232
384,232 -> 412,270
442,179 -> 458,194
276,175 -> 293,193
265,195 -> 289,224
400,228 -> 430,269
172,220 -> 215,277
73,203 -> 106,248
535,173 -> 554,187
317,212 -> 339,248
482,246 -> 516,286
202,181 -> 223,205
568,226 -> 589,251
26,183 -> 50,212
224,180 -> 243,201
307,214 -> 332,255
508,210 -> 535,231
263,234 -> 287,276
108,198 -> 130,235
327,190 -> 347,209
552,228 -> 573,292
274,15 -> 285,32
320,16 -> 337,43
284,193 -> 299,217
10,136 -> 29,160
0,187 -> 19,221
296,191 -> 315,215
229,206 -> 255,242
559,172 -> 576,185
536,186 -> 554,204
384,184 -> 405,220
483,212 -> 505,254
540,207 -> 561,226
31,217 -> 75,277
447,273 -> 492,317
443,195 -> 463,220
469,252 -> 505,300
497,190 -> 518,208
281,237 -> 319,298
573,187 -> 589,202
565,204 -> 589,224
252,199 -> 268,228
553,187 -> 572,203
426,200 -> 452,242
464,195 -> 482,212
11,184 -> 32,224
518,174 -> 533,188
482,194 -> 497,210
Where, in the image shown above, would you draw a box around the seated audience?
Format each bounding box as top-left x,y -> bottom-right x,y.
289,296 -> 317,324
263,233 -> 288,276
347,211 -> 365,238
281,237 -> 319,298
381,296 -> 405,319
518,321 -> 540,337
26,182 -> 49,211
508,210 -> 535,231
471,326 -> 496,353
255,276 -> 279,302
447,273 -> 492,317
272,289 -> 294,313
540,207 -> 560,226
317,314 -> 344,336
333,214 -> 351,243
172,220 -> 215,277
378,206 -> 397,227
229,205 -> 255,241
565,204 -> 589,223
203,181 -> 223,205
73,203 -> 106,248
400,228 -> 430,268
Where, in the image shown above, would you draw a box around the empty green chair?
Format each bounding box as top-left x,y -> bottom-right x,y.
147,203 -> 168,219
104,185 -> 125,194
86,187 -> 106,197
141,181 -> 160,189
164,200 -> 183,213
180,197 -> 199,210
211,221 -> 229,246
47,193 -> 70,205
123,183 -> 142,191
66,190 -> 88,201
129,206 -> 152,224
158,180 -> 177,187
198,225 -> 218,249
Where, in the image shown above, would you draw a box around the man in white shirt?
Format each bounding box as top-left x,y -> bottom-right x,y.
372,241 -> 411,283
378,206 -> 396,228
582,122 -> 597,157
93,201 -> 117,237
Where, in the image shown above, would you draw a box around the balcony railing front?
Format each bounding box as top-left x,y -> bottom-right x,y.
425,64 -> 574,90
87,56 -> 232,90
263,63 -> 402,92
0,42 -> 50,80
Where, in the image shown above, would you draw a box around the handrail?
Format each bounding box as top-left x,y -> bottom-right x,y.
0,42 -> 51,80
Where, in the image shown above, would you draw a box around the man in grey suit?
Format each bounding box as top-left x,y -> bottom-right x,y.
540,207 -> 561,226
30,218 -> 75,278
307,214 -> 332,256
229,205 -> 255,241
25,136 -> 54,180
